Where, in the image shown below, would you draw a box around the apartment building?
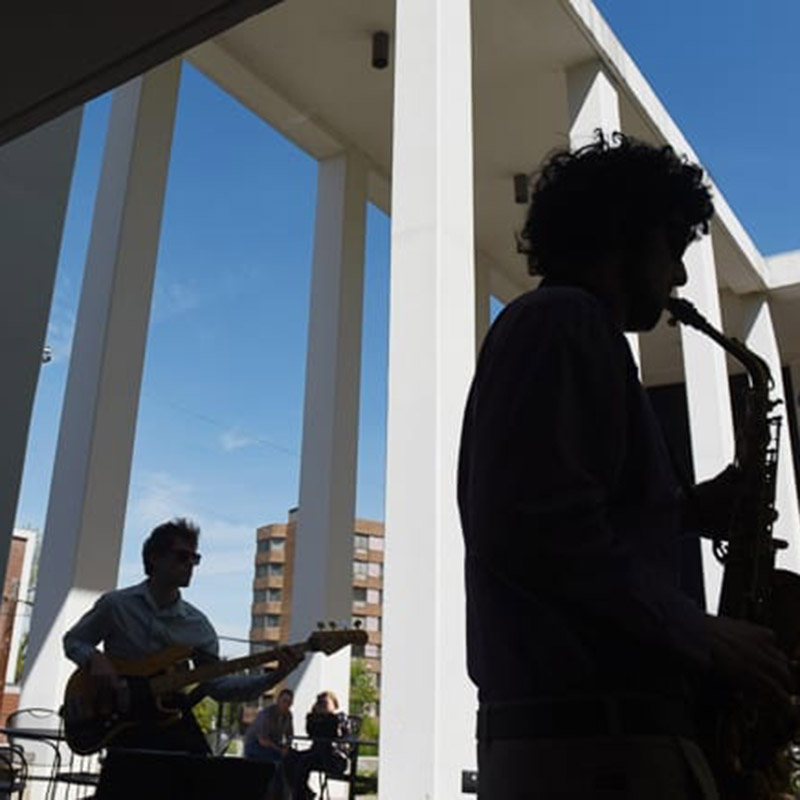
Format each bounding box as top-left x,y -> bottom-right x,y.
0,529 -> 36,727
250,509 -> 384,685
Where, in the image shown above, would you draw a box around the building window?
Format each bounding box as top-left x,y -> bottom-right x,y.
352,644 -> 365,658
252,615 -> 266,629
253,589 -> 267,604
354,534 -> 369,552
365,644 -> 380,658
256,564 -> 269,578
366,616 -> 379,632
266,614 -> 281,628
267,588 -> 282,603
367,588 -> 380,605
369,536 -> 384,551
353,587 -> 367,606
257,540 -> 270,554
271,538 -> 285,554
368,562 -> 382,578
353,562 -> 368,579
268,563 -> 284,577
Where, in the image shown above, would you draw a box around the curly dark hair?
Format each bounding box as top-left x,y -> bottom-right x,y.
142,517 -> 200,576
518,132 -> 714,277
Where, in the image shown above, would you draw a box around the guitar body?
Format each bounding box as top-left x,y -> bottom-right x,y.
63,645 -> 194,754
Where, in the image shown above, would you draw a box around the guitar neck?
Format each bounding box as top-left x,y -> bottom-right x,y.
150,642 -> 308,695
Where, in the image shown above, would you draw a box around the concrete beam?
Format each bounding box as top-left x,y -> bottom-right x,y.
20,61 -> 181,710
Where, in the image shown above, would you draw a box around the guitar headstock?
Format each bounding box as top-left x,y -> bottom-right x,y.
306,626 -> 368,655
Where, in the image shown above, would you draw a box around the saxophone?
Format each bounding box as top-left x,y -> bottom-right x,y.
666,297 -> 800,799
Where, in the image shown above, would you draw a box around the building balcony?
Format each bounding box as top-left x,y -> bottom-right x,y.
251,601 -> 286,614
351,602 -> 381,617
253,576 -> 284,589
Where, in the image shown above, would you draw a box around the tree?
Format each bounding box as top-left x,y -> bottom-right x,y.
359,714 -> 379,756
349,657 -> 379,716
192,696 -> 219,734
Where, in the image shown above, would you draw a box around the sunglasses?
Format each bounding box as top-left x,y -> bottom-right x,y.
170,549 -> 201,566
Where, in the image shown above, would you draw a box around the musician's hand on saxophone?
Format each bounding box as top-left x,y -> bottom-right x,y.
705,614 -> 793,714
686,464 -> 743,540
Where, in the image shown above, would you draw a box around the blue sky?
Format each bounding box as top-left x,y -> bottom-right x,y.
594,0 -> 800,256
15,2 -> 800,655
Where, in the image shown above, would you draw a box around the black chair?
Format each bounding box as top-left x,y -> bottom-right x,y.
0,744 -> 28,799
4,706 -> 101,799
310,715 -> 363,800
4,707 -> 63,799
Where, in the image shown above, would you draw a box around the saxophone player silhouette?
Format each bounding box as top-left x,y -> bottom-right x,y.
458,132 -> 794,799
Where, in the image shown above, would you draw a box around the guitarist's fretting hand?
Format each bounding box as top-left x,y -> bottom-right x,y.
270,646 -> 305,681
89,652 -> 130,713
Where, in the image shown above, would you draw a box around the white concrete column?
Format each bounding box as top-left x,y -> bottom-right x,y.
20,61 -> 181,711
288,152 -> 368,735
567,60 -> 641,370
380,0 -> 477,795
677,236 -> 736,612
738,295 -> 800,572
0,110 -> 82,594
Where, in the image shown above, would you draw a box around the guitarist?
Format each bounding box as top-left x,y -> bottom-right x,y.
62,518 -> 303,754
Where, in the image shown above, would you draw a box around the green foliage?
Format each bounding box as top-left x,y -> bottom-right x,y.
14,633 -> 27,684
359,714 -> 379,756
350,657 -> 379,716
191,696 -> 219,735
220,700 -> 244,734
354,770 -> 378,795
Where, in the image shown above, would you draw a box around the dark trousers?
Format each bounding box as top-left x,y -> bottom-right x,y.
284,744 -> 348,797
477,735 -> 718,799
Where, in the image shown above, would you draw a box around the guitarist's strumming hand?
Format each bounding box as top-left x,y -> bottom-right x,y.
89,652 -> 131,714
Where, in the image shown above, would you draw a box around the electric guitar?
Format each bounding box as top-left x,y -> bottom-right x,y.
61,627 -> 366,754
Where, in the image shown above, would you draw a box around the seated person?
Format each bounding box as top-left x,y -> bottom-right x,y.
244,689 -> 295,764
244,689 -> 294,799
286,691 -> 351,800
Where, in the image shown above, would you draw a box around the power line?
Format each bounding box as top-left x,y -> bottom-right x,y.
145,393 -> 299,459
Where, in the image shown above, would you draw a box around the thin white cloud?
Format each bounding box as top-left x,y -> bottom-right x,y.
130,471 -> 255,548
152,280 -> 201,323
219,429 -> 257,452
45,307 -> 76,364
165,281 -> 201,314
124,471 -> 260,642
132,471 -> 194,527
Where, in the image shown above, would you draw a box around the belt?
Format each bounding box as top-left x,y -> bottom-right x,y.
477,695 -> 695,741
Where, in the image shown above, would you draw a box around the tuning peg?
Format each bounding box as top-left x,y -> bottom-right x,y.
353,619 -> 363,630
317,621 -> 325,630
328,621 -> 337,630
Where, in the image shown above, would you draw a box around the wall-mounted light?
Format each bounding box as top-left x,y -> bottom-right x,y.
513,173 -> 529,205
372,31 -> 390,70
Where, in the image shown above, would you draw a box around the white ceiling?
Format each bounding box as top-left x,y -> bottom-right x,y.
189,0 -> 800,387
